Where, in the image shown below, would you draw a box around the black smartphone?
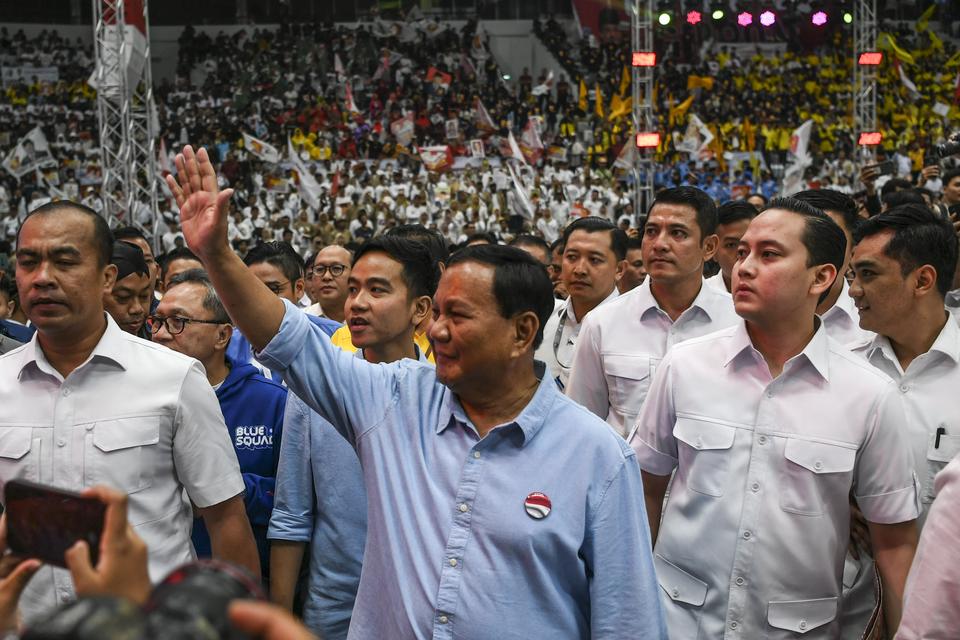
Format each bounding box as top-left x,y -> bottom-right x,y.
867,160 -> 896,176
4,480 -> 106,568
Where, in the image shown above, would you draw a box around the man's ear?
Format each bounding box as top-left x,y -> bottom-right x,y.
701,233 -> 719,262
512,310 -> 540,358
102,264 -> 118,292
293,277 -> 305,301
216,323 -> 234,351
411,295 -> 432,327
811,263 -> 838,300
913,264 -> 938,297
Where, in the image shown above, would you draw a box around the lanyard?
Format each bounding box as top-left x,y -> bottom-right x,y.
552,309 -> 574,370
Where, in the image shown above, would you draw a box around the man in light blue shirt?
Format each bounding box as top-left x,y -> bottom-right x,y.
167,144 -> 665,640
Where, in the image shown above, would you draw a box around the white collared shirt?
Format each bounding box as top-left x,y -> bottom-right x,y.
567,279 -> 739,437
0,315 -> 244,623
630,320 -> 919,639
850,316 -> 960,525
704,271 -> 729,294
821,279 -> 874,345
534,288 -> 619,389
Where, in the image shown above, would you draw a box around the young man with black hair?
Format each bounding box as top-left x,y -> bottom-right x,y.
104,241 -> 153,338
269,236 -> 437,639
168,144 -> 665,640
705,200 -> 757,294
113,226 -> 160,308
509,234 -> 552,268
617,236 -> 646,293
567,187 -> 738,437
631,197 -> 919,637
534,216 -> 625,389
158,246 -> 203,293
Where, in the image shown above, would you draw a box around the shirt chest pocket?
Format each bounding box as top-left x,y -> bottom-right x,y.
604,355 -> 655,416
780,439 -> 856,517
673,418 -> 737,497
0,427 -> 42,486
923,432 -> 960,504
84,418 -> 160,494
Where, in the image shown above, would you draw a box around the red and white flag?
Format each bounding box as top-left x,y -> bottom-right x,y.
287,137 -> 322,210
242,132 -> 281,164
519,118 -> 544,164
334,53 -> 345,78
425,67 -> 452,91
474,98 -> 497,134
390,112 -> 415,146
344,82 -> 361,115
506,130 -> 528,166
418,145 -> 454,172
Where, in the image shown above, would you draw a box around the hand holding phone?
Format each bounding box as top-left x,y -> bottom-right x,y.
0,514 -> 43,633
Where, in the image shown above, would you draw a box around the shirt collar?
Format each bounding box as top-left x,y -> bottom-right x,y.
436,372 -> 560,447
563,287 -> 619,323
18,313 -> 129,381
723,318 -> 831,381
865,314 -> 960,366
636,277 -> 722,321
820,279 -> 859,326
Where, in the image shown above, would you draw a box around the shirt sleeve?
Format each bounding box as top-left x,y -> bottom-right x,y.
896,455 -> 960,640
565,314 -> 611,420
853,385 -> 921,524
268,393 -> 314,542
173,362 -> 245,508
628,350 -> 679,476
584,450 -> 668,639
255,299 -> 398,445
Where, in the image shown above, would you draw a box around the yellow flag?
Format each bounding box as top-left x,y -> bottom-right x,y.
878,32 -> 915,65
608,96 -> 632,121
594,83 -> 604,119
916,4 -> 936,32
578,79 -> 588,112
742,118 -> 756,152
669,94 -> 695,125
619,65 -> 630,97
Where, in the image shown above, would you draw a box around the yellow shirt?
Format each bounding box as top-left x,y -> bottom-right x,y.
329,325 -> 435,364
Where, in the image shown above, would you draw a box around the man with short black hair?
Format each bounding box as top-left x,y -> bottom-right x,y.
113,226 -> 159,305
158,246 -> 203,293
567,187 -> 738,437
244,241 -> 307,305
941,167 -> 960,210
616,236 -> 646,293
632,197 -> 919,637
706,201 -> 757,293
509,234 -> 552,268
167,144 -> 666,639
534,216 -> 625,389
104,241 -> 152,337
2,200 -> 259,624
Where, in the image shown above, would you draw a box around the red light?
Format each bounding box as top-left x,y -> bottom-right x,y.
686,10 -> 702,25
858,52 -> 883,65
632,52 -> 657,67
858,132 -> 883,146
635,133 -> 661,148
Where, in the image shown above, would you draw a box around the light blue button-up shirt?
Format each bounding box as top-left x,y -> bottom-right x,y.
258,301 -> 665,639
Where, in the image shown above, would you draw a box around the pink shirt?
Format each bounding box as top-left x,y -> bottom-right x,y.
897,453 -> 960,639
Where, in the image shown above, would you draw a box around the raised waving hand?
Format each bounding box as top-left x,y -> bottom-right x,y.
165,145 -> 235,262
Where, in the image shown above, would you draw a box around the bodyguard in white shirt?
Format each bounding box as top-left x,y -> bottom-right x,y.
534,217 -> 624,389
567,187 -> 739,437
631,198 -> 919,638
704,200 -> 757,294
3,201 -> 259,624
794,189 -> 874,345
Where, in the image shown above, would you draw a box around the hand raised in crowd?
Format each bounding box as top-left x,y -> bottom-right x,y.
228,600 -> 318,640
918,164 -> 939,186
0,516 -> 42,633
859,164 -> 879,195
165,145 -> 234,262
64,485 -> 152,607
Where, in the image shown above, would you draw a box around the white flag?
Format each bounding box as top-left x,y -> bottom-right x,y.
242,132 -> 281,164
788,119 -> 814,165
507,163 -> 535,219
2,126 -> 56,179
507,131 -> 527,166
897,63 -> 921,101
287,137 -> 323,211
531,71 -> 554,96
334,53 -> 345,77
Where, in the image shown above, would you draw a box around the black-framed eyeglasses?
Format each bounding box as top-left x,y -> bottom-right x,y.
148,315 -> 226,335
263,280 -> 291,295
310,264 -> 347,278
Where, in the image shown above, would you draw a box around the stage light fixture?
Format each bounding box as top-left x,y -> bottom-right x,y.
687,10 -> 702,25
712,9 -> 724,19
759,11 -> 776,26
843,12 -> 853,23
858,52 -> 883,65
658,12 -> 672,25
811,11 -> 828,26
636,133 -> 661,148
737,11 -> 753,26
632,52 -> 657,67
858,132 -> 882,146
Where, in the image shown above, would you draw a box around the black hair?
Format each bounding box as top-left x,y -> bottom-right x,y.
352,236 -> 440,299
649,186 -> 719,238
509,234 -> 552,263
717,200 -> 759,227
387,224 -> 451,265
561,216 -> 628,261
853,204 -> 958,298
943,167 -> 960,188
19,200 -> 113,267
111,241 -> 149,280
549,237 -> 565,256
625,236 -> 643,251
882,189 -> 926,210
747,193 -> 768,206
112,226 -> 148,244
166,268 -> 231,323
446,244 -> 555,350
304,252 -> 318,271
880,178 -> 913,197
243,241 -> 305,284
466,232 -> 498,246
764,197 -> 846,304
0,272 -> 15,302
793,189 -> 859,235
158,246 -> 201,280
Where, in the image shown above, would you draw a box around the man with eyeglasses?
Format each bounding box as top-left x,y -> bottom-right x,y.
151,268 -> 287,588
1,201 -> 260,624
303,245 -> 352,323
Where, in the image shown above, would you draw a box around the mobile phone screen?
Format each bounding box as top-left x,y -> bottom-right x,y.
4,480 -> 106,568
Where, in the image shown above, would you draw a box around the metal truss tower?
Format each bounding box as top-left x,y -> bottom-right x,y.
853,0 -> 878,162
92,0 -> 158,234
631,0 -> 656,223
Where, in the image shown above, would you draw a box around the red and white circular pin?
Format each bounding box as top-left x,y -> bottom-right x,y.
524,492 -> 552,520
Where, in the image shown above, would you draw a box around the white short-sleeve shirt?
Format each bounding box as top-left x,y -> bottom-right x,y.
850,316 -> 960,525
0,315 -> 244,623
533,289 -> 618,390
566,279 -> 739,437
630,320 -> 919,639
